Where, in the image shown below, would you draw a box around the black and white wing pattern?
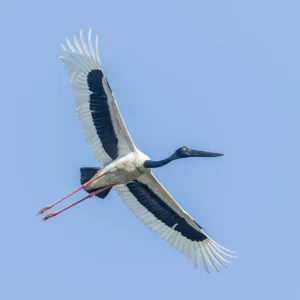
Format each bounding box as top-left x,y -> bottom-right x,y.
115,173 -> 234,272
60,29 -> 135,166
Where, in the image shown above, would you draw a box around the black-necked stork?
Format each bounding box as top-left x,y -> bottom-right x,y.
37,29 -> 235,272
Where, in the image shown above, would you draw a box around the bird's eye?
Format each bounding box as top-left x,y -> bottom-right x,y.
182,147 -> 187,151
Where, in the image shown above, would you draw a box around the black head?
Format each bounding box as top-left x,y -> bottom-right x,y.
174,146 -> 224,159
143,146 -> 223,168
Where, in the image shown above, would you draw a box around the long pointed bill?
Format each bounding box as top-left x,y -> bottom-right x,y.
37,172 -> 108,215
191,150 -> 224,157
42,185 -> 115,221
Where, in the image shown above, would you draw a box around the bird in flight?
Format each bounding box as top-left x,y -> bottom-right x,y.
37,29 -> 235,272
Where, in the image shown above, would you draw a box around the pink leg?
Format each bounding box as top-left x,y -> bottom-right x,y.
37,172 -> 108,215
42,184 -> 114,221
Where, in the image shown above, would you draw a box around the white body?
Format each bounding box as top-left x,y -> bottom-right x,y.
86,149 -> 150,190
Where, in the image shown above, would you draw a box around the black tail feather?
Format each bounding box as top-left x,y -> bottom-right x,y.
88,186 -> 112,199
80,167 -> 100,185
80,167 -> 112,199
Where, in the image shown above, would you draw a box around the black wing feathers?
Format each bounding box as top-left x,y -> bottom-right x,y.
87,70 -> 118,160
127,181 -> 207,242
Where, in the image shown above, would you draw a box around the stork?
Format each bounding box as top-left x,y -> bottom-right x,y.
37,29 -> 235,272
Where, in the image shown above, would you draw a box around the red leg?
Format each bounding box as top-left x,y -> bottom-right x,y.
42,185 -> 114,221
37,172 -> 108,215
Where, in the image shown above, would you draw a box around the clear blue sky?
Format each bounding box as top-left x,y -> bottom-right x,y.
1,0 -> 299,299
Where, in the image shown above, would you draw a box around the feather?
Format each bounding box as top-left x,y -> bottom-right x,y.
209,242 -> 237,258
204,241 -> 227,268
207,240 -> 231,264
73,33 -> 84,54
196,243 -> 210,273
80,29 -> 90,57
202,230 -> 235,253
95,35 -> 101,65
203,243 -> 219,272
88,28 -> 97,63
65,37 -> 77,53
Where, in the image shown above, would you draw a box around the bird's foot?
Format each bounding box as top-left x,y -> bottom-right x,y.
37,205 -> 54,215
42,211 -> 60,221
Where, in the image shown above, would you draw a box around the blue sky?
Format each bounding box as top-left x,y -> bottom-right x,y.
1,0 -> 299,299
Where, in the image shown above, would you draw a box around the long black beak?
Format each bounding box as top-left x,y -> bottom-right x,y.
191,150 -> 224,157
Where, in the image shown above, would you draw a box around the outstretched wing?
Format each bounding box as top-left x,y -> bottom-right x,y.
115,172 -> 234,272
60,29 -> 135,166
